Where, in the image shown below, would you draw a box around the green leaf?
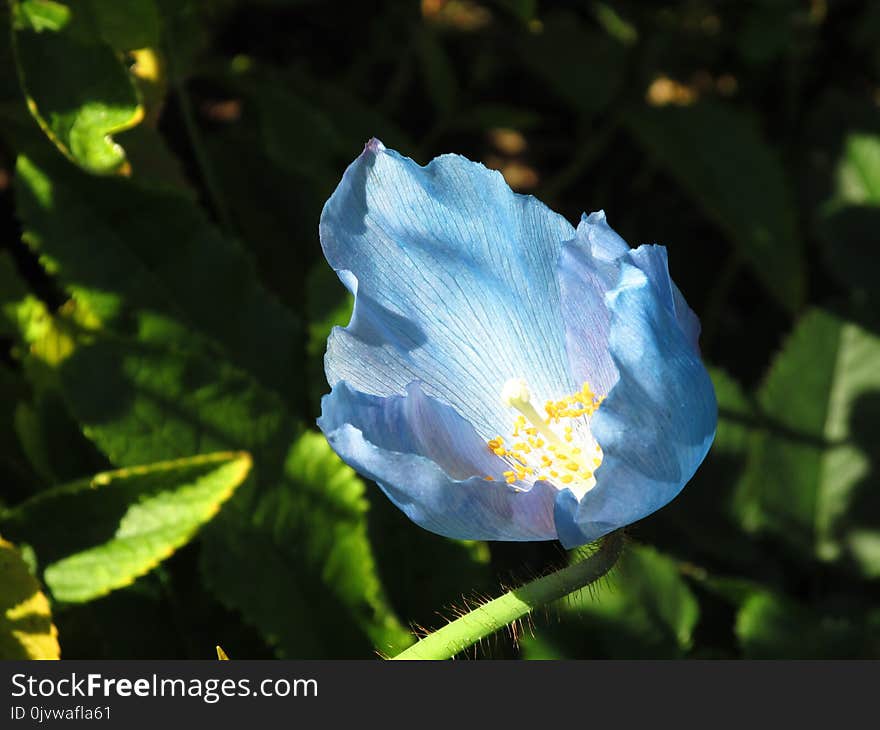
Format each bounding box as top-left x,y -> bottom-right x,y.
52,583 -> 183,658
57,334 -> 293,468
2,451 -> 251,603
204,125 -> 321,315
368,496 -> 494,635
642,366 -> 763,569
625,101 -> 805,312
16,305 -> 405,655
221,66 -> 342,188
592,2 -> 637,46
11,0 -> 144,174
818,133 -> 880,296
0,251 -> 29,338
0,536 -> 60,659
11,0 -> 71,32
200,431 -> 413,658
14,150 -> 303,406
83,0 -> 160,52
736,590 -> 880,658
5,193 -> 407,649
835,133 -> 880,203
522,544 -> 699,658
710,366 -> 753,458
0,365 -> 43,501
14,392 -> 108,485
734,309 -> 880,576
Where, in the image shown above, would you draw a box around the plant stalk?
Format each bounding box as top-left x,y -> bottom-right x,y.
391,529 -> 625,660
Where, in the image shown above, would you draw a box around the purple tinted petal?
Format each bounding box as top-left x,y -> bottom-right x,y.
318,381 -> 559,541
554,263 -> 717,547
628,244 -> 702,351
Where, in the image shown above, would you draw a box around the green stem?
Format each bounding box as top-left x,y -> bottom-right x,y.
391,530 -> 625,660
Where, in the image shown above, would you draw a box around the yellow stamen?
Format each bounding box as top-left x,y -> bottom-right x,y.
482,378 -> 605,494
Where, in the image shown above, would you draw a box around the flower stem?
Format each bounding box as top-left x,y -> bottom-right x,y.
390,529 -> 625,660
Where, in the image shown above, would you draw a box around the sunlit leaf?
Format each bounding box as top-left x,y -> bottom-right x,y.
735,309 -> 880,576
11,0 -> 70,32
2,452 -> 250,602
11,0 -> 144,174
0,536 -> 60,659
835,133 -> 880,203
14,150 -> 303,406
0,251 -> 29,338
15,304 -> 406,655
819,133 -> 880,297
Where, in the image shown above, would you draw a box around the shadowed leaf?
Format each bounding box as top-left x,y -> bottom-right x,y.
2,451 -> 251,602
735,309 -> 880,577
200,431 -> 413,658
523,544 -> 699,658
625,101 -> 805,312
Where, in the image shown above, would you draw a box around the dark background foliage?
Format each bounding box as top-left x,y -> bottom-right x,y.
0,0 -> 879,659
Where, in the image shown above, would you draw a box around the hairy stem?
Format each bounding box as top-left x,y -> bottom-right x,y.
391,529 -> 625,660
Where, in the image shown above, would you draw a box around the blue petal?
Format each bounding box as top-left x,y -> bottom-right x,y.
318,381 -> 559,541
320,139 -> 577,438
554,262 -> 717,548
557,212 -> 630,395
578,210 -> 630,261
627,244 -> 702,351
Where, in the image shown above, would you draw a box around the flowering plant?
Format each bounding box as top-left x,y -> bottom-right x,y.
318,139 -> 716,549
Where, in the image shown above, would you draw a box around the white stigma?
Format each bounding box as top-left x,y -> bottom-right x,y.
501,377 -> 531,407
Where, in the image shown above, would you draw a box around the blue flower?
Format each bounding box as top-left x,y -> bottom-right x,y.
317,139 -> 717,548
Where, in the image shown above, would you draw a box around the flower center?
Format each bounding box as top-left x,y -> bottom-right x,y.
484,378 -> 604,498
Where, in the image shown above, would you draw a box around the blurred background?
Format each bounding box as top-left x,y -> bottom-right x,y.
1,0 -> 879,659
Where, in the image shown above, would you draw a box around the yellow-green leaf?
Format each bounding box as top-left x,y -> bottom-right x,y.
0,537 -> 60,659
2,452 -> 251,602
11,0 -> 144,174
